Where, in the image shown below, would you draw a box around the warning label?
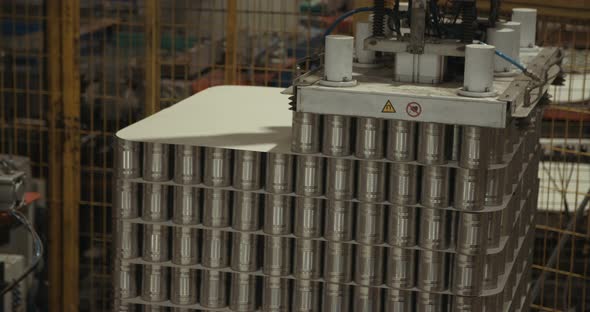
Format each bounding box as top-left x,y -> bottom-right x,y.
382,100 -> 396,113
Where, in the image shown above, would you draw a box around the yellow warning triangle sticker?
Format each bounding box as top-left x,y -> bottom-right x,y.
382,100 -> 396,113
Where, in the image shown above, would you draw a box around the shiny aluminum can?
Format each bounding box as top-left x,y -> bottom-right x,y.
354,286 -> 381,312
387,204 -> 417,247
173,144 -> 201,184
263,194 -> 293,235
326,158 -> 354,200
453,296 -> 482,312
142,224 -> 169,262
115,221 -> 138,259
419,207 -> 450,250
230,273 -> 257,312
116,139 -> 140,178
142,183 -> 169,221
356,203 -> 384,244
172,226 -> 199,265
201,229 -> 229,268
322,115 -> 352,156
324,200 -> 353,241
292,280 -> 321,312
231,232 -> 259,272
294,197 -> 323,238
262,277 -> 290,312
386,247 -> 416,289
452,254 -> 483,296
292,112 -> 321,154
172,185 -> 200,225
485,167 -> 505,207
324,241 -> 352,283
357,160 -> 386,203
263,236 -> 292,276
322,283 -> 350,312
386,120 -> 416,161
203,147 -> 232,187
389,163 -> 419,205
234,150 -> 262,190
488,128 -> 506,165
294,239 -> 322,280
355,117 -> 385,159
416,292 -> 444,312
417,122 -> 447,165
459,126 -> 490,169
418,250 -> 448,292
200,270 -> 227,308
354,245 -> 383,286
232,191 -> 261,231
143,142 -> 170,181
457,212 -> 489,255
385,289 -> 413,312
295,155 -> 324,196
421,166 -> 450,209
141,265 -> 168,302
483,253 -> 499,290
114,261 -> 136,299
202,188 -> 230,227
487,211 -> 502,249
265,153 -> 294,194
170,267 -> 197,305
114,180 -> 138,219
454,168 -> 486,211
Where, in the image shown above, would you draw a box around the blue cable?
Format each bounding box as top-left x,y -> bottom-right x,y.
494,49 -> 527,72
324,7 -> 374,37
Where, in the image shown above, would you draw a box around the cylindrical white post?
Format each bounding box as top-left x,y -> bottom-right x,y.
512,8 -> 537,48
355,22 -> 375,65
500,21 -> 521,62
322,35 -> 356,87
459,44 -> 496,97
487,28 -> 517,74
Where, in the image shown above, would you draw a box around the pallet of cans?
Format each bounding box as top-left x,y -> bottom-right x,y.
113,107 -> 542,311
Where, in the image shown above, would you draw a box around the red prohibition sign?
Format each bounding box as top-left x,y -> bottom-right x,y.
406,102 -> 422,117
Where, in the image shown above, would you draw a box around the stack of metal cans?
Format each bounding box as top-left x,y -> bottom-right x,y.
113,108 -> 541,311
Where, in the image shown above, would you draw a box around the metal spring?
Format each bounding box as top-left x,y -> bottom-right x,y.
373,0 -> 386,37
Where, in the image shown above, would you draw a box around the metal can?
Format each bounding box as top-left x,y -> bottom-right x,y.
322,115 -> 352,156
234,150 -> 262,190
200,270 -> 227,308
357,160 -> 386,203
488,128 -> 506,165
170,267 -> 197,305
115,221 -> 138,259
143,142 -> 170,181
416,292 -> 444,312
389,163 -> 419,205
294,197 -> 324,238
417,122 -> 447,165
324,241 -> 352,283
114,261 -> 136,299
116,139 -> 140,179
354,245 -> 383,286
295,155 -> 324,196
419,207 -> 450,250
459,126 -> 490,169
355,117 -> 385,159
384,289 -> 413,312
202,188 -> 230,227
450,125 -> 461,162
232,191 -> 261,231
485,167 -> 505,207
203,147 -> 232,187
263,194 -> 293,235
387,204 -> 417,247
452,254 -> 483,296
487,211 -> 502,249
263,236 -> 292,277
231,232 -> 259,272
262,277 -> 290,312
353,286 -> 381,312
457,212 -> 489,255
420,166 -> 450,209
324,200 -> 353,241
171,226 -> 199,265
229,273 -> 257,312
141,265 -> 168,302
418,250 -> 448,292
142,183 -> 169,222
326,158 -> 355,200
483,253 -> 499,290
114,180 -> 139,219
454,168 -> 486,211
292,280 -> 321,312
356,203 -> 384,244
142,224 -> 169,262
292,112 -> 321,154
322,283 -> 351,312
454,296 -> 482,312
173,144 -> 201,184
294,239 -> 322,280
265,153 -> 294,194
172,185 -> 200,225
201,229 -> 229,268
386,120 -> 416,162
386,247 -> 416,289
